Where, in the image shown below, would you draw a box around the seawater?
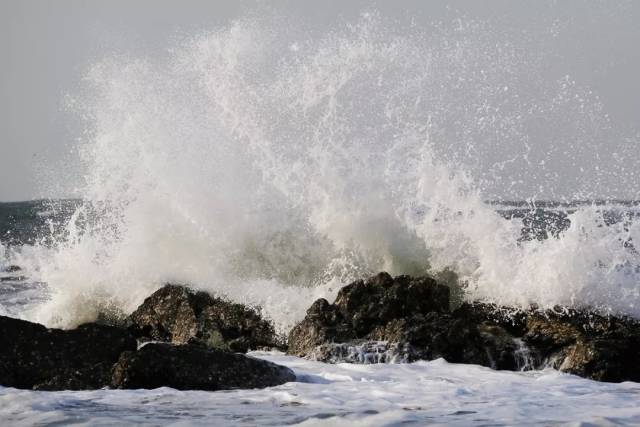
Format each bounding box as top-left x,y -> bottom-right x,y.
1,353 -> 640,426
1,10 -> 640,425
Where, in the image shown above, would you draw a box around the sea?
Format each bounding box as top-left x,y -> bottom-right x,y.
2,200 -> 640,426
2,11 -> 640,426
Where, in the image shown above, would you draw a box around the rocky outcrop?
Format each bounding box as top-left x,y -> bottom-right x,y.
0,285 -> 295,391
288,273 -> 451,357
288,273 -> 497,367
523,311 -> 640,382
2,274 -> 638,388
452,303 -> 640,381
128,284 -> 282,353
111,343 -> 295,390
287,272 -> 640,382
0,315 -> 137,390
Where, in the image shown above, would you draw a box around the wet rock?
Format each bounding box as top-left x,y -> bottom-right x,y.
288,273 -> 450,358
287,298 -> 354,357
0,313 -> 295,391
129,284 -> 282,352
0,309 -> 294,392
451,302 -> 540,370
523,311 -> 640,382
479,324 -> 539,371
308,341 -> 410,363
288,273 -> 498,366
0,315 -> 137,390
288,272 -> 640,382
334,272 -> 450,335
450,304 -> 640,380
364,313 -> 491,365
111,343 -> 295,390
453,302 -> 529,337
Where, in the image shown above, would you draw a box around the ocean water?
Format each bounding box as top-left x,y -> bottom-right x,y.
1,352 -> 640,426
2,10 -> 640,425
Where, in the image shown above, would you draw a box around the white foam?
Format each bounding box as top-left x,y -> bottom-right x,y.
13,12 -> 639,331
0,241 -> 6,271
1,353 -> 639,426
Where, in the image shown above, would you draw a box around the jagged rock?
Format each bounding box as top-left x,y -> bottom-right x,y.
334,272 -> 449,335
0,315 -> 137,390
452,302 -> 539,370
478,324 -> 539,370
288,273 -> 494,366
0,312 -> 296,391
287,298 -> 354,357
288,272 -> 449,358
366,314 -> 491,365
111,343 -> 295,390
129,284 -> 282,352
453,302 -> 529,336
288,272 -> 640,382
523,311 -> 640,382
457,305 -> 640,380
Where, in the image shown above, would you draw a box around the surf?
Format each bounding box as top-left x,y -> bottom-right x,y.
4,11 -> 638,332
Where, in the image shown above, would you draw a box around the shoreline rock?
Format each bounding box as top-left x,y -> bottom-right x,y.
287,272 -> 640,383
288,273 -> 451,357
0,284 -> 293,391
128,284 -> 284,353
0,315 -> 137,390
522,310 -> 640,382
111,343 -> 295,390
2,275 -> 639,389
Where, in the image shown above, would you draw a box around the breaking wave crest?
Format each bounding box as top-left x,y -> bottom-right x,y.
10,12 -> 640,332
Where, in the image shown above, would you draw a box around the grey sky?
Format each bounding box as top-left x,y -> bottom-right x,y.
1,0 -> 639,201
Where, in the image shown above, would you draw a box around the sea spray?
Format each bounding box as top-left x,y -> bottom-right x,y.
12,12 -> 640,332
0,243 -> 5,271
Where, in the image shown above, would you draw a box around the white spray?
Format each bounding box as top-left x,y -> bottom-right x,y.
12,13 -> 639,332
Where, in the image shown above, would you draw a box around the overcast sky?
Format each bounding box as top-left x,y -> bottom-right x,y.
1,0 -> 639,201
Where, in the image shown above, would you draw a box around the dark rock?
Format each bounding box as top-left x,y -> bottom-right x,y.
0,315 -> 137,390
287,273 -> 496,366
334,272 -> 449,335
523,311 -> 640,382
288,272 -> 640,382
453,302 -> 529,337
524,312 -> 583,353
1,295 -> 296,392
478,324 -> 539,371
287,298 -> 354,357
362,314 -> 486,364
451,304 -> 640,380
1,284 -> 296,391
498,208 -> 571,241
129,284 -> 282,352
111,343 -> 295,390
288,273 -> 450,358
